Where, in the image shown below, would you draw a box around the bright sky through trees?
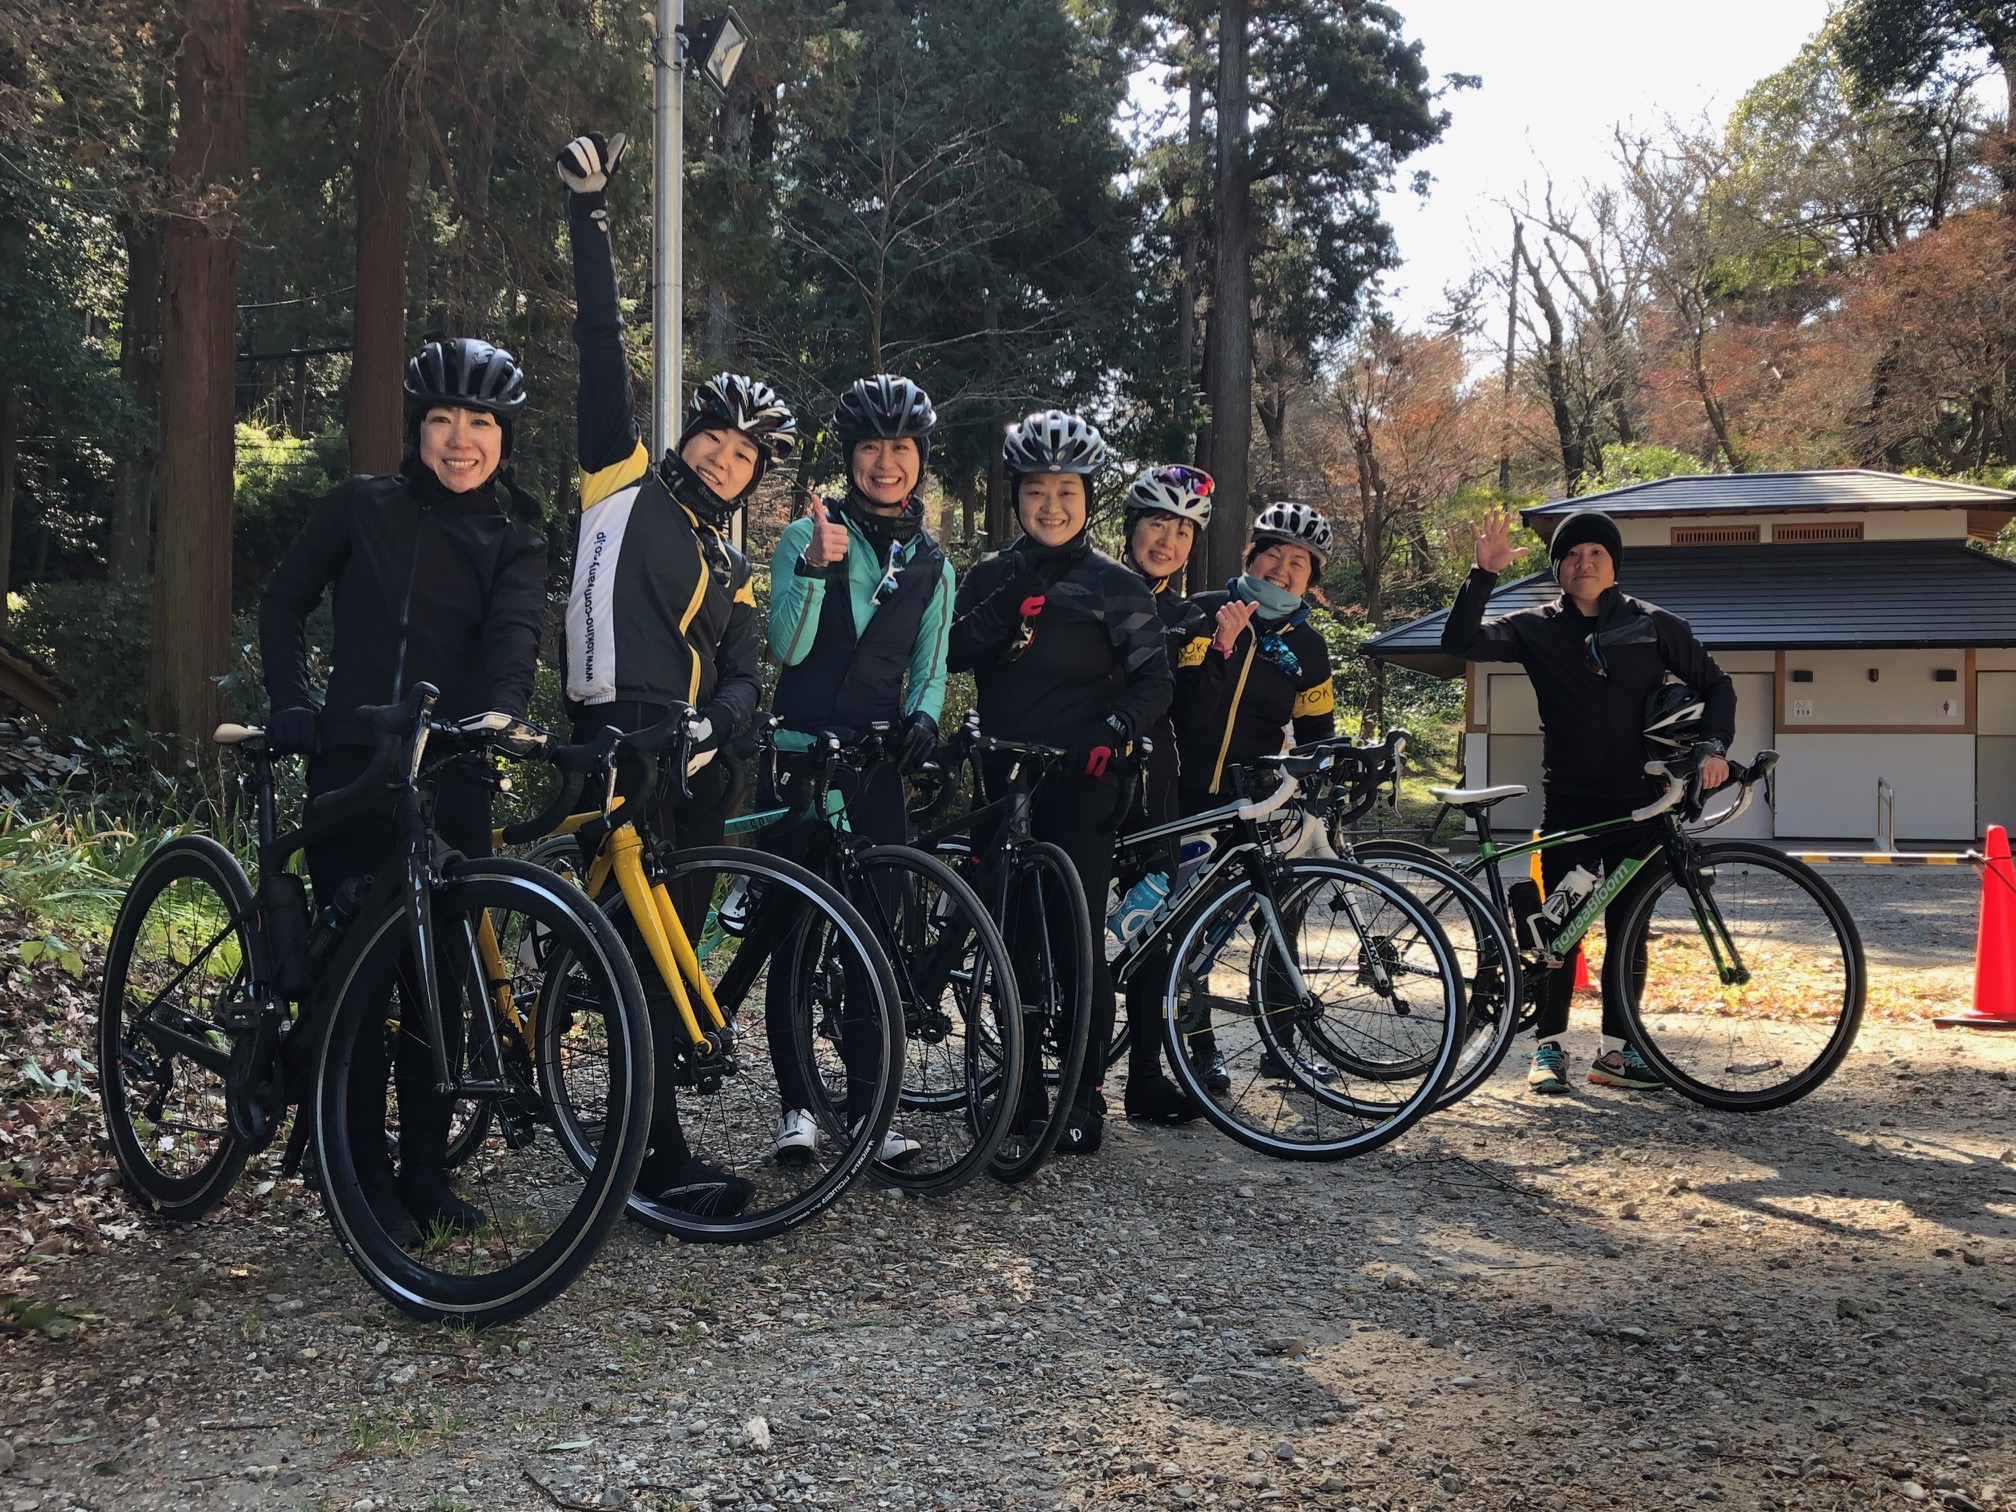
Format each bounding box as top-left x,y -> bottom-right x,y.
1375,0 -> 1837,325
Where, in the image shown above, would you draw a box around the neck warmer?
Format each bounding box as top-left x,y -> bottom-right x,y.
838,489 -> 924,552
1233,573 -> 1305,623
1012,529 -> 1091,582
657,448 -> 738,528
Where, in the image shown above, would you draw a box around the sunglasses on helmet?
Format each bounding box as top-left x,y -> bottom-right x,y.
1155,465 -> 1212,495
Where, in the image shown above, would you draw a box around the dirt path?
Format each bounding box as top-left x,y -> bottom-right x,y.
3,869 -> 2012,1512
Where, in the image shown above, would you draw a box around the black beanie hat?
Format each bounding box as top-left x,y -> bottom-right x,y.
1548,509 -> 1624,577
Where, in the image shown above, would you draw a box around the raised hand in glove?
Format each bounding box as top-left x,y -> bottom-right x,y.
556,131 -> 629,210
265,705 -> 319,756
892,710 -> 939,774
1067,715 -> 1129,780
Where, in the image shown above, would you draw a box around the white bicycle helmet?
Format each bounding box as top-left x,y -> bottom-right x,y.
1123,464 -> 1215,528
1250,501 -> 1333,569
1002,409 -> 1108,476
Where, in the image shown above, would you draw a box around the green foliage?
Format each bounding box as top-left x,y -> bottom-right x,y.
1594,443 -> 1708,489
233,425 -> 348,602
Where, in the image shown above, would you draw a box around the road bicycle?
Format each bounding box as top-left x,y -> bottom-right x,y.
742,724 -> 1024,1195
908,727 -> 1094,1182
98,686 -> 652,1324
508,706 -> 903,1241
1099,745 -> 1464,1158
1336,746 -> 1865,1111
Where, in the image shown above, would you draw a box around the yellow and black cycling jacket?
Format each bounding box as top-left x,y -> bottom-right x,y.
1171,585 -> 1336,797
561,200 -> 760,738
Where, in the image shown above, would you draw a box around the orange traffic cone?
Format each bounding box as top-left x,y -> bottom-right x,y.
1937,823 -> 2016,1030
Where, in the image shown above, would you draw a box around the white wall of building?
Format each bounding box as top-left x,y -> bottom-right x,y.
1771,732 -> 1975,841
1779,649 -> 1968,728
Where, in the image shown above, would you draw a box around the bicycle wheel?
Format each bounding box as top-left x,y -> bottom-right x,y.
98,835 -> 256,1220
986,841 -> 1093,1184
312,859 -> 652,1326
1609,842 -> 1865,1111
1349,842 -> 1522,1108
850,845 -> 1023,1196
1163,859 -> 1462,1159
579,847 -> 902,1243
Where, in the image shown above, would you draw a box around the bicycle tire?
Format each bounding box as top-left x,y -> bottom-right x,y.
98,835 -> 257,1220
1609,842 -> 1866,1112
1349,841 -> 1522,1108
1162,859 -> 1463,1160
986,840 -> 1094,1184
611,846 -> 904,1243
852,844 -> 1024,1196
312,858 -> 652,1326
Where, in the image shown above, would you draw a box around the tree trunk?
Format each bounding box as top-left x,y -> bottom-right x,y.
1519,237 -> 1585,494
0,386 -> 17,637
111,213 -> 165,582
347,34 -> 411,477
1498,218 -> 1521,494
149,0 -> 252,745
956,471 -> 977,543
1203,0 -> 1253,586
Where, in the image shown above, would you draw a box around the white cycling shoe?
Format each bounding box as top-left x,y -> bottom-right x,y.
774,1108 -> 921,1165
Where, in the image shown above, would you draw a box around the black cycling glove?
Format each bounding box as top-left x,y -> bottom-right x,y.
266,705 -> 320,756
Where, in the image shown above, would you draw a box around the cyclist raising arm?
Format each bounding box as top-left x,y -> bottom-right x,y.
558,131 -> 797,1214
1442,505 -> 1734,1093
259,336 -> 547,1243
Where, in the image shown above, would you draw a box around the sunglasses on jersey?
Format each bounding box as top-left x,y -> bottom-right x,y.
872,540 -> 904,604
1583,632 -> 1609,678
1258,633 -> 1300,677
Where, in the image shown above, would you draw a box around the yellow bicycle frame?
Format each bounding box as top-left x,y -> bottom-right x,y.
490,802 -> 728,1050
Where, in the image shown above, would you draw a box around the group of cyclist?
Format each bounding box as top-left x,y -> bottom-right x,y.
255,128 -> 1738,1240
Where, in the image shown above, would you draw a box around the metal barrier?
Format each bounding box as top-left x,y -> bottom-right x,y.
1876,777 -> 1897,853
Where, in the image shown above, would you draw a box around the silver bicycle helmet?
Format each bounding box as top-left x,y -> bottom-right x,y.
1123,464 -> 1215,528
1002,409 -> 1108,476
1250,501 -> 1333,569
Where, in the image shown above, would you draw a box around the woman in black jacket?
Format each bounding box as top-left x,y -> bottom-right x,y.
1112,465 -> 1218,1124
260,336 -> 548,1245
946,411 -> 1172,1154
1168,500 -> 1339,1090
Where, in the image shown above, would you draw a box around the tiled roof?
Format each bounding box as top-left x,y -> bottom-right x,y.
1521,469 -> 2016,521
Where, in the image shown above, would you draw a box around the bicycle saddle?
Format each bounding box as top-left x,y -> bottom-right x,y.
1428,783 -> 1528,809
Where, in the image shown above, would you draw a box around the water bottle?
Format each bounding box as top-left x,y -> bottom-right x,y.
717,875 -> 762,936
1538,866 -> 1598,942
1174,834 -> 1216,890
304,876 -> 371,971
1108,871 -> 1170,944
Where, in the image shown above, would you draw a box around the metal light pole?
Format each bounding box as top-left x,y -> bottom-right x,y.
650,0 -> 685,461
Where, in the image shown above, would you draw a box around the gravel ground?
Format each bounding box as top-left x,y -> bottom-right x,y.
3,868 -> 2014,1512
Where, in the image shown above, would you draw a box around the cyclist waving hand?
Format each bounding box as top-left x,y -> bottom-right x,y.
1443,505 -> 1735,1093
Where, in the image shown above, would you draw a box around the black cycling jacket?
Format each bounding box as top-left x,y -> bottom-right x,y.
1439,567 -> 1736,806
1171,588 -> 1337,796
948,536 -> 1171,748
260,462 -> 548,749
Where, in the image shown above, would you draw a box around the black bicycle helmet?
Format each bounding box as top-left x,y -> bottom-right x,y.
1644,682 -> 1708,755
833,375 -> 937,464
403,338 -> 527,420
1001,409 -> 1107,476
